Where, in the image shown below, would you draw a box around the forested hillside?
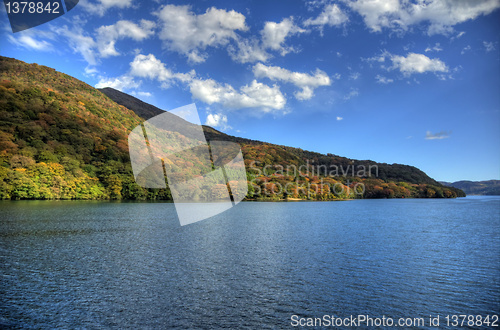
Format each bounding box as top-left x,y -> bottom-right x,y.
0,56 -> 171,200
0,56 -> 464,200
441,180 -> 500,196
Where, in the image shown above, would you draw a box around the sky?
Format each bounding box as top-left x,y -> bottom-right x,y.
1,0 -> 499,182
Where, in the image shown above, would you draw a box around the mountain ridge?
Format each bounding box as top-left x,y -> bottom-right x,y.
0,56 -> 465,200
99,86 -> 442,187
440,180 -> 500,196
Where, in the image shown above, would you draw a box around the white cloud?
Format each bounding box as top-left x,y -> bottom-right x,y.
364,49 -> 391,64
155,5 -> 248,63
347,0 -> 400,33
253,63 -> 331,100
7,34 -> 53,51
129,54 -> 195,84
50,19 -> 155,66
131,91 -> 153,98
84,66 -> 99,76
370,51 -> 448,76
190,79 -> 286,111
205,113 -> 229,129
98,53 -> 285,112
53,25 -> 98,66
349,72 -> 360,80
125,54 -> 283,112
425,131 -> 450,140
230,17 -> 305,63
346,0 -> 500,35
484,41 -> 496,52
95,75 -> 140,91
306,0 -> 329,11
425,43 -> 443,52
451,31 -> 466,40
95,53 -> 195,92
336,116 -> 343,121
261,17 -> 306,56
98,0 -> 132,8
79,0 -> 133,15
344,88 -> 359,100
96,20 -> 155,57
304,4 -> 348,29
375,75 -> 394,84
391,53 -> 448,75
129,53 -> 173,81
461,45 -> 471,55
228,38 -> 271,63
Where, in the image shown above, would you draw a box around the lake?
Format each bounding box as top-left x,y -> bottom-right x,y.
1,197 -> 499,328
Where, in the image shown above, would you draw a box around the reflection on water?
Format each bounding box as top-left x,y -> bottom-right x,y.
1,197 -> 499,328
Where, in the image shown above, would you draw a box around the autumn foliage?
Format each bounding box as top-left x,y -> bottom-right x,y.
0,56 -> 464,200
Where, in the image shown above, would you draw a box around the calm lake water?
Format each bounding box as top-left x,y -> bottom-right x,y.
1,197 -> 499,328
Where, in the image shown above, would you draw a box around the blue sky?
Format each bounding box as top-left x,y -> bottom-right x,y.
1,0 -> 499,182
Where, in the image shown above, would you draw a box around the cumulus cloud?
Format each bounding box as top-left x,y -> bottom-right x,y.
425,131 -> 450,140
391,53 -> 448,75
95,53 -> 195,92
347,0 -> 400,33
228,38 -> 271,63
205,113 -> 229,129
96,20 -> 155,57
129,54 -> 195,85
368,51 -> 448,76
336,116 -> 343,121
155,5 -> 248,63
253,63 -> 331,100
346,0 -> 500,35
261,17 -> 306,56
97,53 -> 285,112
304,4 -> 348,30
190,79 -> 286,111
230,17 -> 305,63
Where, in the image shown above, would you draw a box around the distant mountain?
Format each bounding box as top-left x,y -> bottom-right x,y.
440,180 -> 500,196
0,56 -> 464,200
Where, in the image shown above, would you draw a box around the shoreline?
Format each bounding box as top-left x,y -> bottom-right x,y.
0,196 -> 479,203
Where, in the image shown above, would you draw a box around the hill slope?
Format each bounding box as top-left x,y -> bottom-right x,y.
99,87 -> 165,120
100,86 -> 462,198
441,180 -> 500,196
0,56 -> 464,200
101,87 -> 443,186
